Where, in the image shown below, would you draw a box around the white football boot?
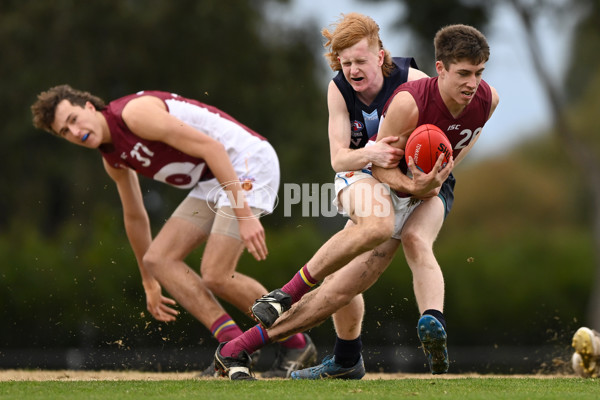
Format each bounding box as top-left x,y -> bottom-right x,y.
571,327 -> 600,378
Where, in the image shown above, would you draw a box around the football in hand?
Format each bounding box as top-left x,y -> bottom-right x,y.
404,124 -> 452,173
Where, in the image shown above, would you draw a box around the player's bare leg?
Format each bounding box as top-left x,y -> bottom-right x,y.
252,178 -> 395,328
400,196 -> 446,314
330,238 -> 401,339
143,216 -> 225,327
200,208 -> 317,378
201,232 -> 268,314
291,239 -> 400,380
216,235 -> 398,380
332,294 -> 364,340
268,238 -> 399,341
238,242 -> 394,379
306,178 -> 395,280
400,196 -> 448,374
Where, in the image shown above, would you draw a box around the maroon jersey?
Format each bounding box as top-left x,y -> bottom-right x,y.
99,91 -> 265,189
382,77 -> 492,201
384,77 -> 492,161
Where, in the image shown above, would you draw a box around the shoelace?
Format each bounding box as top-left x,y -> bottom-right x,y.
308,356 -> 335,373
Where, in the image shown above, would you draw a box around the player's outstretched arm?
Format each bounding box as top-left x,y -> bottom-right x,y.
103,159 -> 179,322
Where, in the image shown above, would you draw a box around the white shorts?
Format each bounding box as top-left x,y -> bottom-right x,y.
333,169 -> 422,239
187,140 -> 280,215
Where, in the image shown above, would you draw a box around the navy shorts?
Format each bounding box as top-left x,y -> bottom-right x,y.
438,173 -> 455,219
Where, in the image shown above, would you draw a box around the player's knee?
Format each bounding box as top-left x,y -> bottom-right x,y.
326,287 -> 358,308
337,292 -> 357,308
201,271 -> 220,293
201,267 -> 228,295
360,221 -> 393,250
400,229 -> 429,256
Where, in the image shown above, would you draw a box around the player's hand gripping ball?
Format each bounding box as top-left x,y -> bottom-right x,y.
404,124 -> 452,173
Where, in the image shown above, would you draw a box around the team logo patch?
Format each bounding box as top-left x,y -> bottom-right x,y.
207,178 -> 278,220
345,172 -> 355,178
240,175 -> 255,191
351,121 -> 364,132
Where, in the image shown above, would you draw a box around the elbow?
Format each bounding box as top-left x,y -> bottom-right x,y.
209,141 -> 227,157
330,155 -> 347,173
331,160 -> 343,173
123,209 -> 149,226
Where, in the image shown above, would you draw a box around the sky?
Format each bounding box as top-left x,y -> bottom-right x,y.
267,0 -> 577,160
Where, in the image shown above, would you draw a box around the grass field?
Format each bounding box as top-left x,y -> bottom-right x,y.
0,371 -> 598,399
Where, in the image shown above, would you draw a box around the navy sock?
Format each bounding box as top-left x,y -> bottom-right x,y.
333,336 -> 362,368
423,309 -> 446,330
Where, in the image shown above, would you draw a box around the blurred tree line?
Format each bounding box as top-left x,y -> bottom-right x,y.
1,0 -> 598,372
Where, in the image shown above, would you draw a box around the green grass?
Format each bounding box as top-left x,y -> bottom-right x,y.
1,378 -> 598,400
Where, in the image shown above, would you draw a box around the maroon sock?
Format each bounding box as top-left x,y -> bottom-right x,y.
220,325 -> 269,358
282,264 -> 318,303
210,314 -> 243,343
279,333 -> 307,349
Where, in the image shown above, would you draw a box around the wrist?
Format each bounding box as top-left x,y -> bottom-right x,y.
142,278 -> 158,289
408,180 -> 417,195
231,203 -> 254,219
362,147 -> 375,165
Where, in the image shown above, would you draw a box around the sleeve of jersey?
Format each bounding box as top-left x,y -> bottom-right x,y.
332,72 -> 354,108
382,80 -> 421,119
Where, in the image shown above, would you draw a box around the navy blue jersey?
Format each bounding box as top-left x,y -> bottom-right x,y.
333,57 -> 418,149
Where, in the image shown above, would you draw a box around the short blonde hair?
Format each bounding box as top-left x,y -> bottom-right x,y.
322,13 -> 393,77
